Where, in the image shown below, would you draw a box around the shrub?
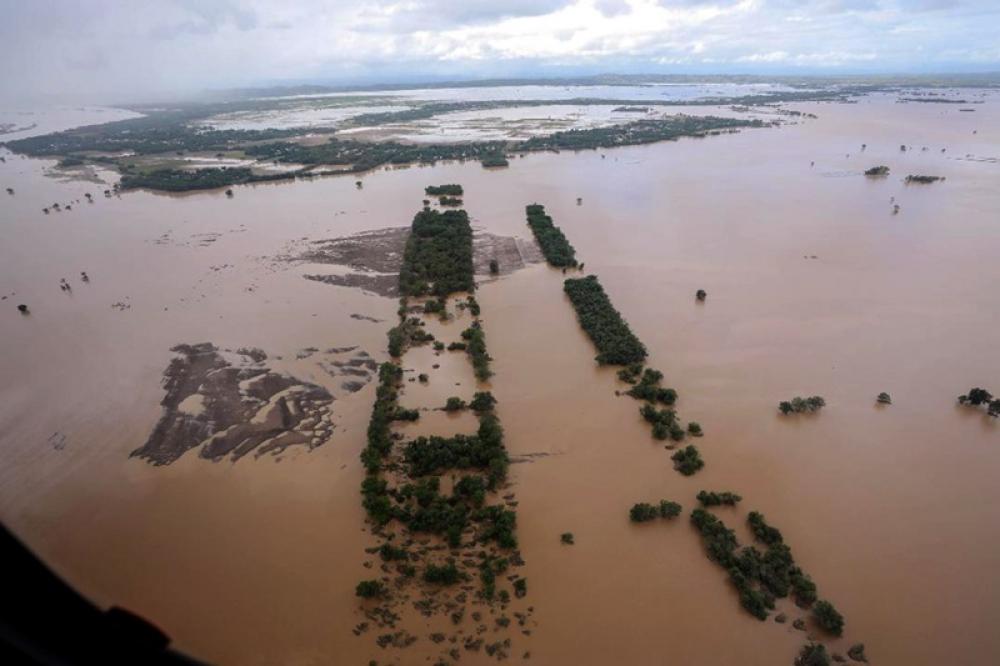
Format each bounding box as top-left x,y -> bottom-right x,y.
876,392 -> 891,405
461,324 -> 492,381
905,174 -> 942,184
690,509 -> 739,567
747,511 -> 784,546
355,580 -> 385,598
797,643 -> 830,666
425,184 -> 463,196
392,407 -> 419,421
453,475 -> 486,508
779,396 -> 826,415
476,505 -> 517,548
959,388 -> 996,416
790,567 -> 818,607
444,397 -> 467,412
447,341 -> 467,351
513,578 -> 527,598
378,544 -> 408,562
560,532 -> 575,545
659,500 -> 682,519
864,165 -> 889,176
470,391 -> 497,412
697,490 -> 741,507
629,503 -> 659,522
424,562 -> 461,585
687,422 -> 703,436
617,363 -> 643,384
671,446 -> 704,475
482,154 -> 509,168
626,368 -> 678,405
813,600 -> 845,636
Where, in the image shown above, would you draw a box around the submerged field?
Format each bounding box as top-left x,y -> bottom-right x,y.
1,86 -> 999,665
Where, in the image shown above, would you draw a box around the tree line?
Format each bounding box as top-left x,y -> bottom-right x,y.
525,204 -> 578,268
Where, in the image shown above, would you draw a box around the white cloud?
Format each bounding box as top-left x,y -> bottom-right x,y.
0,0 -> 997,105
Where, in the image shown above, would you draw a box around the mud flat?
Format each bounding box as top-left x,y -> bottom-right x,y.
132,342 -> 381,465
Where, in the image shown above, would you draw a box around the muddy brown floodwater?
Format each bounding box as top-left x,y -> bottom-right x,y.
1,92 -> 999,665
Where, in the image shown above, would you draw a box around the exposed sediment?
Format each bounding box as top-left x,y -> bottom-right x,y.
293,226 -> 543,298
132,342 -> 376,465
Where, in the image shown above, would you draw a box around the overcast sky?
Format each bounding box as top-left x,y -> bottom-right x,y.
1,0 -> 997,105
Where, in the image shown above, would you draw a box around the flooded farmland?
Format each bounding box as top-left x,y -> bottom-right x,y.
2,90 -> 1000,665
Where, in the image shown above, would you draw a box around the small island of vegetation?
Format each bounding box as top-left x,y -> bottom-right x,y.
958,387 -> 1000,417
671,445 -> 704,475
778,396 -> 826,415
424,184 -> 464,196
905,175 -> 943,184
697,490 -> 742,507
629,500 -> 683,522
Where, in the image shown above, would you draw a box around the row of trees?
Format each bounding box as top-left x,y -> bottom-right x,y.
697,490 -> 742,507
387,316 -> 434,358
119,167 -> 296,192
779,396 -> 826,415
563,275 -> 647,365
462,322 -> 493,381
690,506 -> 837,630
629,500 -> 682,522
356,199 -> 518,615
403,413 -> 509,487
525,204 -> 578,268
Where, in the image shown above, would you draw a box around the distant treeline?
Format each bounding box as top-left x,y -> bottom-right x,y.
563,275 -> 647,365
518,115 -> 760,152
4,108 -> 763,192
3,123 -> 317,158
525,204 -> 578,268
119,167 -> 295,192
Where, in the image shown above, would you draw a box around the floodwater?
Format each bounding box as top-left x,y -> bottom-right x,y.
341,103 -> 779,144
200,104 -> 414,131
1,91 -> 999,665
276,82 -> 805,104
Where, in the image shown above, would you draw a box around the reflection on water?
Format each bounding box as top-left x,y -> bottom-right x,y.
1,92 -> 1000,665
